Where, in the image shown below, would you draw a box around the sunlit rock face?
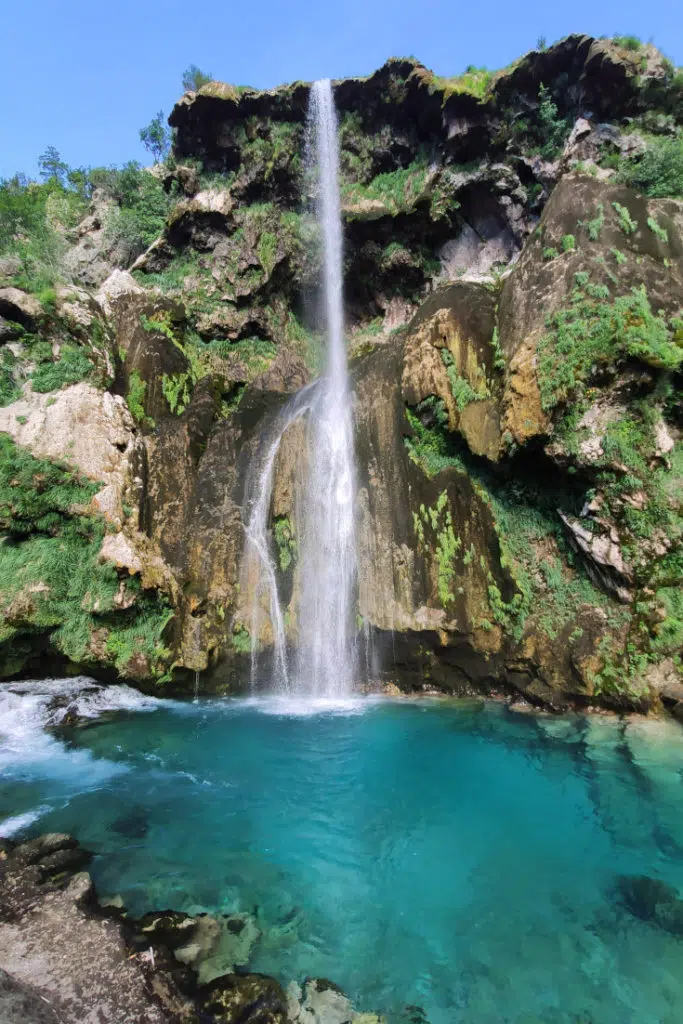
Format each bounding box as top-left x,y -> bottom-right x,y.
0,34 -> 681,709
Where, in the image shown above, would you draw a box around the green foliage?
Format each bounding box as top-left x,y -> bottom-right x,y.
341,158 -> 430,215
231,623 -> 252,654
581,203 -> 605,241
432,66 -> 494,101
38,146 -> 69,187
404,399 -> 466,478
412,491 -> 462,605
402,406 -> 617,643
0,349 -> 21,407
537,283 -> 682,412
441,349 -> 490,410
647,215 -> 669,243
516,84 -> 570,160
102,163 -> 171,261
182,65 -> 213,92
139,111 -> 171,163
561,234 -> 576,252
612,35 -> 642,51
0,436 -> 172,678
257,230 -> 278,274
162,371 -> 193,415
490,326 -> 505,372
30,345 -> 93,393
126,370 -> 148,424
543,247 -> 559,261
612,201 -> 637,235
618,136 -> 683,199
0,434 -> 97,536
273,516 -> 297,573
611,247 -> 628,266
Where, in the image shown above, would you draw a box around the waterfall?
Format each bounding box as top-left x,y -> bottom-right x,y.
242,79 -> 358,698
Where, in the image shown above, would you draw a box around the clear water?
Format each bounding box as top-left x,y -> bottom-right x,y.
3,683 -> 683,1023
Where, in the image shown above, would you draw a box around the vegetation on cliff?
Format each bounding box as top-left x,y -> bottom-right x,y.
0,33 -> 681,707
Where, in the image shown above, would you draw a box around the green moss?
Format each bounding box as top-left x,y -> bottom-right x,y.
0,349 -> 21,407
431,66 -> 494,101
402,404 -> 624,644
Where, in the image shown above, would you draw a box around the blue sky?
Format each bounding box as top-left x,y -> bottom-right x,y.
1,0 -> 682,179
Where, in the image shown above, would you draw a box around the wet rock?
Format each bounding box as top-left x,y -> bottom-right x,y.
135,909 -> 197,949
199,972 -> 289,1023
558,512 -> 633,603
616,875 -> 683,936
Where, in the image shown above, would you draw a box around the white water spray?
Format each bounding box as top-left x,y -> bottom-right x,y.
242,79 -> 358,698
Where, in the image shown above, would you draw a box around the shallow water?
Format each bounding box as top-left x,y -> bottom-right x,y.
3,681 -> 683,1023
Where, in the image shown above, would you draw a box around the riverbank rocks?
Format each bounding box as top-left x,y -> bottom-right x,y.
0,835 -> 183,1023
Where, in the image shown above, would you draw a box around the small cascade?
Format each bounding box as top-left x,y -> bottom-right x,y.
241,78 -> 359,698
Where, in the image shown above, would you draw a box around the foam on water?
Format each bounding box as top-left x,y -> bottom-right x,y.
0,677 -> 169,833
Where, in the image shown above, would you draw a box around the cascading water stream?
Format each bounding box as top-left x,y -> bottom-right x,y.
242,78 -> 358,699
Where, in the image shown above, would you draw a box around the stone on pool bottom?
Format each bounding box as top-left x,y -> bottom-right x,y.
3,694 -> 683,1024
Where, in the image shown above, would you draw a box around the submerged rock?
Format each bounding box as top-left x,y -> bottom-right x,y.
199,971 -> 289,1023
615,875 -> 683,936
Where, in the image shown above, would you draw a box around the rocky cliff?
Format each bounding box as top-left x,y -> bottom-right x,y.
0,35 -> 681,711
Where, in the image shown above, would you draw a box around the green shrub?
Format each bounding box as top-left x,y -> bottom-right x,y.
0,436 -> 173,678
561,234 -> 576,252
617,136 -> 683,199
612,201 -> 638,235
581,203 -> 605,241
647,216 -> 669,243
441,349 -> 489,410
612,35 -> 642,51
182,65 -> 213,92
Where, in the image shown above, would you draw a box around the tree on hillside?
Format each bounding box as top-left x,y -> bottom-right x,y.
182,65 -> 213,92
139,112 -> 171,164
38,146 -> 69,187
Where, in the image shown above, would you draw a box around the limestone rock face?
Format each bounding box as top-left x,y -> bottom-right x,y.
0,36 -> 681,708
0,383 -> 138,527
